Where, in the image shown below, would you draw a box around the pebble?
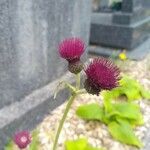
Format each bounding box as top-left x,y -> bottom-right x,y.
98,132 -> 103,139
92,131 -> 98,138
88,137 -> 97,147
110,142 -> 124,150
78,134 -> 85,138
73,134 -> 78,140
64,122 -> 70,129
102,138 -> 113,147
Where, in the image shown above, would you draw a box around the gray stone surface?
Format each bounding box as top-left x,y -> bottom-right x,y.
92,0 -> 111,12
142,0 -> 150,8
0,72 -> 73,149
91,12 -> 113,24
99,0 -> 109,8
89,38 -> 150,60
122,0 -> 142,12
90,0 -> 150,51
0,0 -> 91,108
90,12 -> 150,49
88,45 -> 121,58
113,9 -> 150,25
92,0 -> 100,11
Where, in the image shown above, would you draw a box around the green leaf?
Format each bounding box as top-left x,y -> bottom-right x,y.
108,119 -> 143,148
102,75 -> 150,102
103,102 -> 144,126
76,103 -> 104,121
102,91 -> 114,112
65,138 -> 104,150
128,113 -> 144,126
124,88 -> 141,101
4,140 -> 14,150
141,89 -> 150,99
108,102 -> 143,123
29,130 -> 40,150
65,138 -> 87,150
102,89 -> 120,101
119,75 -> 142,101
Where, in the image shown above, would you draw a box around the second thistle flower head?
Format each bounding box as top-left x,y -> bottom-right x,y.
84,57 -> 121,95
58,37 -> 85,74
13,131 -> 31,149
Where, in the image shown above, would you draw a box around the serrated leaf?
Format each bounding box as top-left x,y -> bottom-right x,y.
103,102 -> 144,127
120,75 -> 141,89
108,119 -> 143,148
103,75 -> 150,101
129,114 -> 144,126
119,75 -> 142,101
123,87 -> 141,101
76,103 -> 104,121
108,102 -> 143,121
65,138 -> 103,150
102,89 -> 120,101
102,75 -> 146,102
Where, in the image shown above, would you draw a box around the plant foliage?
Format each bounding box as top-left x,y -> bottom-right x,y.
76,75 -> 148,148
4,140 -> 14,150
65,138 -> 104,150
108,118 -> 142,148
28,130 -> 40,150
103,75 -> 150,101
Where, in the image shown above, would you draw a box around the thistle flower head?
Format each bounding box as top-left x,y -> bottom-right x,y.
13,131 -> 31,149
84,58 -> 120,95
58,37 -> 85,74
58,37 -> 85,62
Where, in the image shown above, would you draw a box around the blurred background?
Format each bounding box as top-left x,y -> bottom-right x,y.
0,0 -> 149,148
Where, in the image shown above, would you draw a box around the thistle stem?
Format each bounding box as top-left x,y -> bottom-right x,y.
53,94 -> 76,150
76,73 -> 81,89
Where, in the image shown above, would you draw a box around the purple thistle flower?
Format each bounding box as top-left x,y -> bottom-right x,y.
84,58 -> 121,95
13,131 -> 31,149
59,37 -> 85,61
58,37 -> 85,74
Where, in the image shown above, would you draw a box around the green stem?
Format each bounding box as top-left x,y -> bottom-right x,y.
76,73 -> 81,89
53,94 -> 76,150
54,81 -> 76,99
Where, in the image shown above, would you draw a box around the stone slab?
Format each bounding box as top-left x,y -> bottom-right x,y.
122,0 -> 142,12
142,0 -> 150,8
113,9 -> 150,25
0,72 -> 73,149
0,0 -> 91,108
91,12 -> 113,24
88,38 -> 150,60
90,13 -> 150,49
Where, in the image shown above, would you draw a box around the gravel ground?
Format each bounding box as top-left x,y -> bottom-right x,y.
37,56 -> 150,150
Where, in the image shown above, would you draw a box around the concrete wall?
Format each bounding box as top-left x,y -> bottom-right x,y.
0,0 -> 91,108
142,0 -> 150,8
